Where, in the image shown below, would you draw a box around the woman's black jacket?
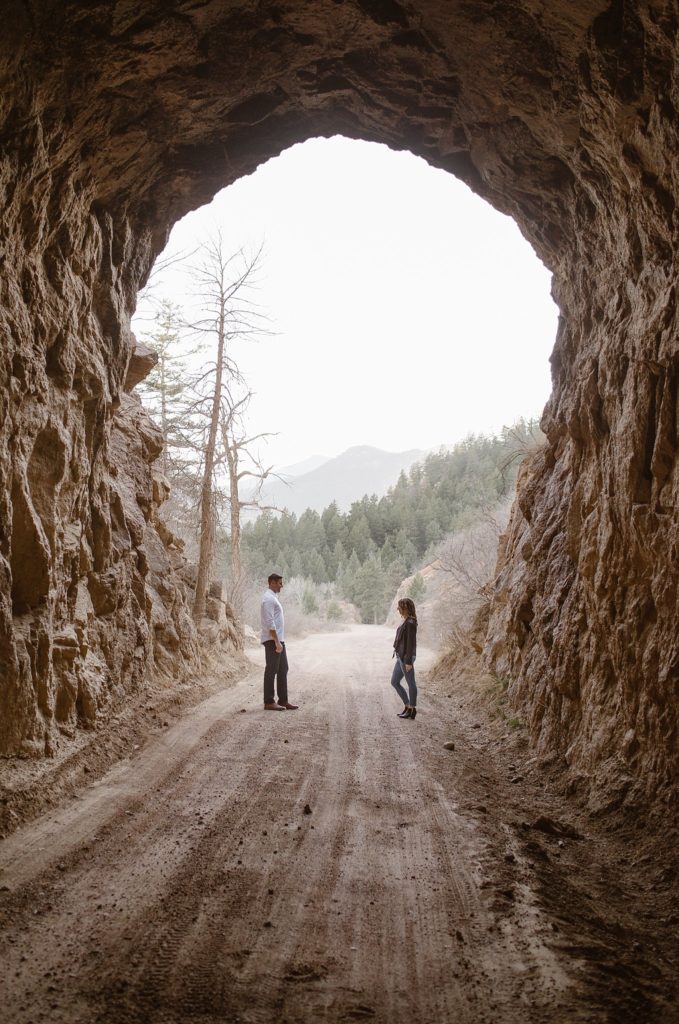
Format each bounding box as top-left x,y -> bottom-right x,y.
394,616 -> 417,665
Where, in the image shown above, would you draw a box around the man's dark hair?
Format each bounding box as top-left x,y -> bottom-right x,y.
268,573 -> 283,583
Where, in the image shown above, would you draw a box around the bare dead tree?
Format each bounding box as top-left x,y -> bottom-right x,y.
135,247 -> 199,323
185,235 -> 268,624
437,502 -> 511,611
217,387 -> 282,616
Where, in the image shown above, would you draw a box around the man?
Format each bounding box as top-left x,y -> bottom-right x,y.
260,573 -> 298,711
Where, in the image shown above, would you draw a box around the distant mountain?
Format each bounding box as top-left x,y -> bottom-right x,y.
257,445 -> 425,516
277,454 -> 330,478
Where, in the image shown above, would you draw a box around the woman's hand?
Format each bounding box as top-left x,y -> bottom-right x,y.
405,664 -> 413,672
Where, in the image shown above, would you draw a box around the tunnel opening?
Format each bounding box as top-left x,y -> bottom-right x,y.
132,134 -> 558,641
0,1 -> 676,806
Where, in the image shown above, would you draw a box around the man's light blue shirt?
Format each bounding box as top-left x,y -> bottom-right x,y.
260,588 -> 285,644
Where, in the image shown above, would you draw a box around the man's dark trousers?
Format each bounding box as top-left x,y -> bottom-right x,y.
263,640 -> 289,705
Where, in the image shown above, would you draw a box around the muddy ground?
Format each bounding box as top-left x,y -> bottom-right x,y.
0,625 -> 677,1023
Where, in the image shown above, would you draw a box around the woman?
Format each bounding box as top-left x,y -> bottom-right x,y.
391,597 -> 418,720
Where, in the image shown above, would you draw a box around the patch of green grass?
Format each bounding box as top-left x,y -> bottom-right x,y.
477,673 -> 528,729
479,671 -> 512,719
495,675 -> 511,693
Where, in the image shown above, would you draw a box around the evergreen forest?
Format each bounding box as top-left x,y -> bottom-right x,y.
238,420 -> 542,623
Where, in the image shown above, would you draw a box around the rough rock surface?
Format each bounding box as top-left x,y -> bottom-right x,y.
1,3 -> 677,797
0,326 -> 236,756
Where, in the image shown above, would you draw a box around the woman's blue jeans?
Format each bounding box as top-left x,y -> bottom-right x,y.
390,656 -> 417,707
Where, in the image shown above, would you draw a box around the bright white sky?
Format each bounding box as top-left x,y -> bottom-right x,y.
133,136 -> 558,470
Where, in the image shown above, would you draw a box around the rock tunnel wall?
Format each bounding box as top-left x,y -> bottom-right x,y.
0,2 -> 677,794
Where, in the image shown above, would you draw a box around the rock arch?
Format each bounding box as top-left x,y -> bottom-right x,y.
1,2 -> 677,796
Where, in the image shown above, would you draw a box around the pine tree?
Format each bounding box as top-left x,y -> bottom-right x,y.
327,538 -> 345,579
139,299 -> 191,479
339,550 -> 361,601
347,515 -> 372,561
353,552 -> 389,623
408,572 -> 426,602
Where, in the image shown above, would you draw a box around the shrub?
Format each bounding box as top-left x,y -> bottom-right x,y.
408,572 -> 426,601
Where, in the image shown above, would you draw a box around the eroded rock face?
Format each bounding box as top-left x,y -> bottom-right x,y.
1,3 -> 677,792
0,330 -> 208,755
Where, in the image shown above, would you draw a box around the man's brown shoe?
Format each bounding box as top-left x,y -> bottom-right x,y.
277,702 -> 299,710
264,702 -> 286,711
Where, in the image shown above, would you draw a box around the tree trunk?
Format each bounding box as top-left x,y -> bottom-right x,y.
192,309 -> 225,623
226,440 -> 243,618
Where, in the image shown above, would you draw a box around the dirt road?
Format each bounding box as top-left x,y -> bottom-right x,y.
0,626 -> 677,1023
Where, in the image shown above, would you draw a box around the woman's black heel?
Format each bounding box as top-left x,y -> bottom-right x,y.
409,708 -> 417,720
397,706 -> 411,718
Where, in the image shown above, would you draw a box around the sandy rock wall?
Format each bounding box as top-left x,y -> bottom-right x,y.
484,5 -> 679,800
1,2 -> 677,793
0,316 -> 205,755
0,168 -> 143,754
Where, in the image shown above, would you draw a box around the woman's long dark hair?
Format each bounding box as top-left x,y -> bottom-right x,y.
397,598 -> 417,620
